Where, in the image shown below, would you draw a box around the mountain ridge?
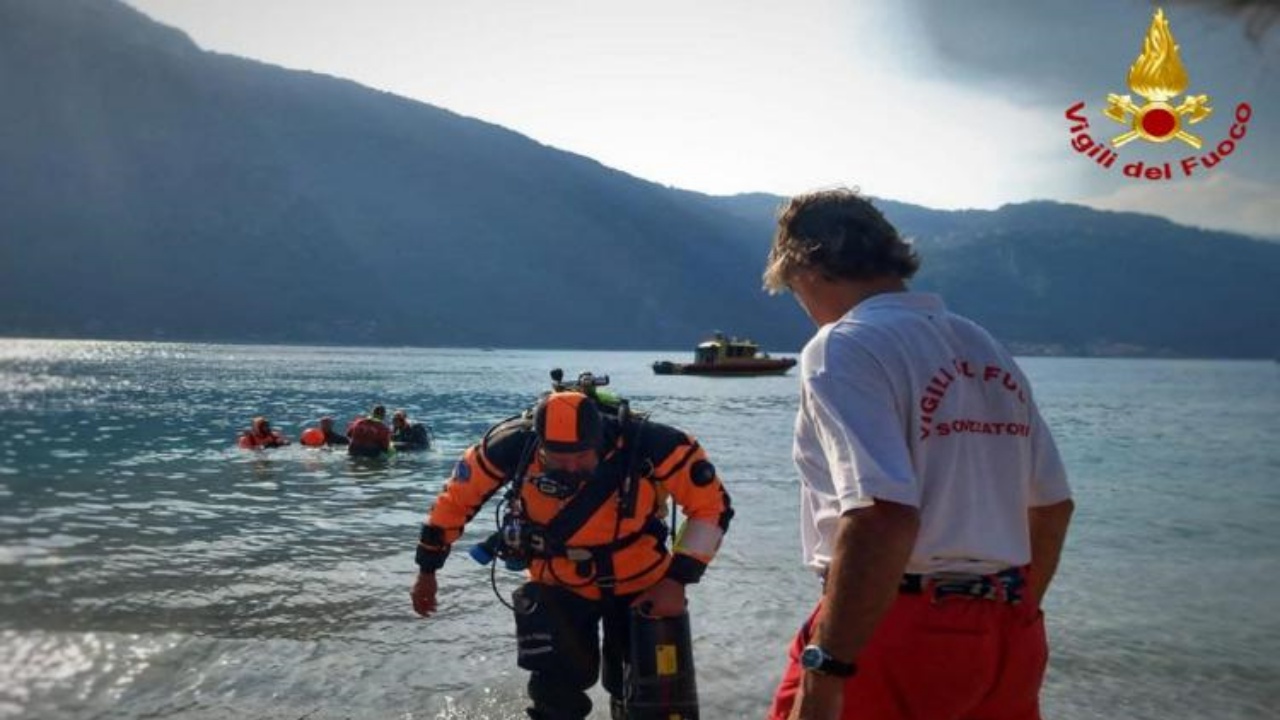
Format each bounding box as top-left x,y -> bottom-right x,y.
1,0 -> 1276,358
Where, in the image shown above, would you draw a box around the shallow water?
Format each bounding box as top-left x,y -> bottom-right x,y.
0,340 -> 1276,719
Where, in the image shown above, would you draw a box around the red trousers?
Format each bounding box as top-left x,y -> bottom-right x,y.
768,591 -> 1048,720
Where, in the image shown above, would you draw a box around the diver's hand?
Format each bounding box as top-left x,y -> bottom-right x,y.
410,571 -> 438,617
631,578 -> 686,618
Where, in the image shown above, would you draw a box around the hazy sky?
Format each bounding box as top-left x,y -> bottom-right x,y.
123,0 -> 1278,238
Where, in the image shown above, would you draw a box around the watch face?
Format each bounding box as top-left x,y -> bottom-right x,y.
800,645 -> 824,669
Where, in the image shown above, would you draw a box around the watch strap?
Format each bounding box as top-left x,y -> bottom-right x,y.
802,644 -> 856,677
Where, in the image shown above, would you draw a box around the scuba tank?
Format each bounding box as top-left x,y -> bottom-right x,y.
625,609 -> 699,719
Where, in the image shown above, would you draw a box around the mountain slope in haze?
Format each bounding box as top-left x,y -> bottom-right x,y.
0,0 -> 807,351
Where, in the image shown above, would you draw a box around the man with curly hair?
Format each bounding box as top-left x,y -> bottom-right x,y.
764,188 -> 1074,720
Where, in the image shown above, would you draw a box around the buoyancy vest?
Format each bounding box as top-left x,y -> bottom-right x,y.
299,427 -> 348,447
348,417 -> 389,455
239,430 -> 287,449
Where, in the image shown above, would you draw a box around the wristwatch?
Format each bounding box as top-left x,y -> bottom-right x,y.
800,644 -> 857,677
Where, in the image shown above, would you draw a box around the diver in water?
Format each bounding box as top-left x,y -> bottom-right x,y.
391,410 -> 432,451
238,416 -> 289,449
347,405 -> 392,458
300,416 -> 349,448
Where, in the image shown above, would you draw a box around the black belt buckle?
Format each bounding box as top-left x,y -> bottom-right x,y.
994,567 -> 1025,605
899,574 -> 925,594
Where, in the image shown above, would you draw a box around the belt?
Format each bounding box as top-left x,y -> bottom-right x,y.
899,566 -> 1026,604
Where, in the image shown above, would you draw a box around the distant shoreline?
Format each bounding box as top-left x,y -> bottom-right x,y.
0,334 -> 1273,362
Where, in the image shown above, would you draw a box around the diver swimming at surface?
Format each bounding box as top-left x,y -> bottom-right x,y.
300,416 -> 350,448
391,410 -> 433,452
237,416 -> 289,449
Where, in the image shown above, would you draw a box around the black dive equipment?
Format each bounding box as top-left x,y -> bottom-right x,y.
468,368 -> 631,580
625,609 -> 699,719
467,368 -> 699,717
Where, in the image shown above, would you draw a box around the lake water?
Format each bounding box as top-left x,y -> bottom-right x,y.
0,340 -> 1276,719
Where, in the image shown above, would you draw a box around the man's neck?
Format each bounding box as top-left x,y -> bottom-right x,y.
814,277 -> 907,325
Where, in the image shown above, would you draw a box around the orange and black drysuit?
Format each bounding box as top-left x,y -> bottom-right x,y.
416,407 -> 733,719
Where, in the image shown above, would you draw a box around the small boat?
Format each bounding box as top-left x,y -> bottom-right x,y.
652,333 -> 796,376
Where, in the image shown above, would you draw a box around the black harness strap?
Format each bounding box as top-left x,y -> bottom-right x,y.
543,459 -> 624,546
555,518 -> 669,593
506,433 -> 539,499
515,407 -> 665,596
617,415 -> 647,520
649,439 -> 699,482
540,412 -> 648,536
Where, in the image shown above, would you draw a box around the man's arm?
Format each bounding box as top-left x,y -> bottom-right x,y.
789,500 -> 917,720
631,426 -> 733,616
812,500 -> 918,664
410,425 -> 527,617
1027,498 -> 1073,605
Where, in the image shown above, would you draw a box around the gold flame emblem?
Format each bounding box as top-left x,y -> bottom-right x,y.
1104,8 -> 1212,148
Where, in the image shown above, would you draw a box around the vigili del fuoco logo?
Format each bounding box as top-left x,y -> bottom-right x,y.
1064,7 -> 1253,181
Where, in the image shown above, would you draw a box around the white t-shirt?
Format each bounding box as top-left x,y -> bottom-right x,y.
793,292 -> 1071,575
